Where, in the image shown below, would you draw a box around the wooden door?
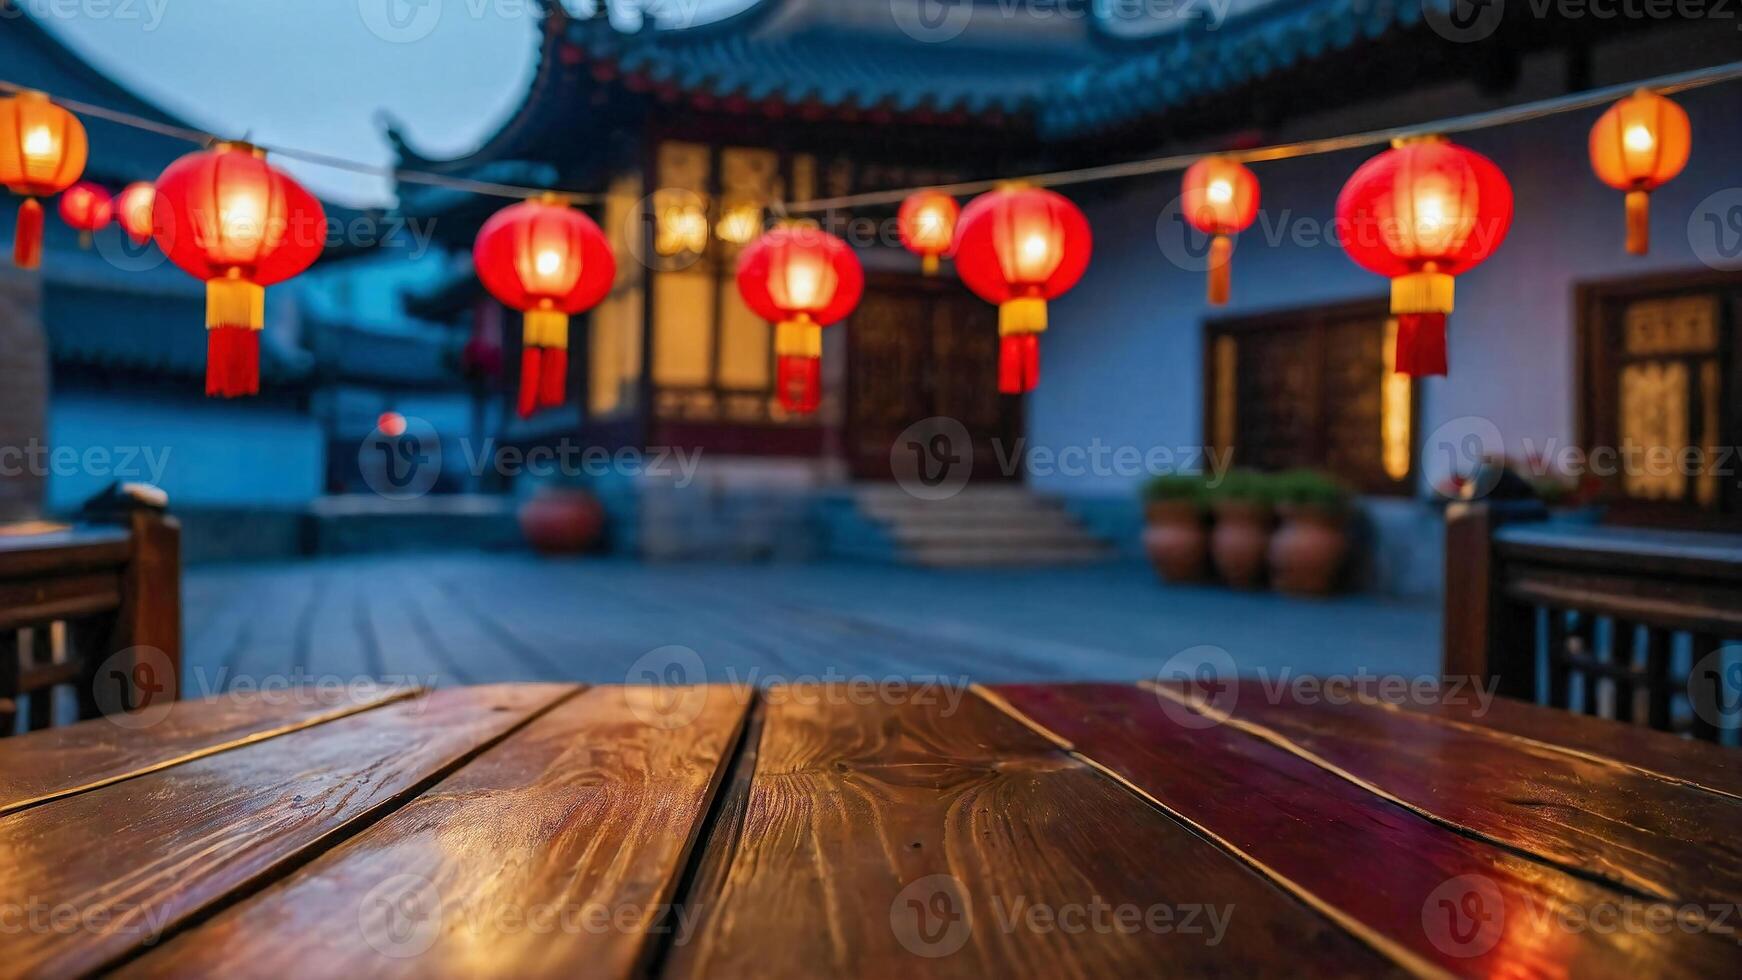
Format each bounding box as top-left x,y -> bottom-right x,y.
845,274 -> 1022,481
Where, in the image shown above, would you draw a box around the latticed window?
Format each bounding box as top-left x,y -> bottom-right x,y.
1582,273 -> 1739,526
1204,300 -> 1416,494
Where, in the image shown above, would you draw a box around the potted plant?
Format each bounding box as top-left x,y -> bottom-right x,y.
1140,474 -> 1209,583
1268,469 -> 1353,596
1207,469 -> 1274,589
517,475 -> 606,556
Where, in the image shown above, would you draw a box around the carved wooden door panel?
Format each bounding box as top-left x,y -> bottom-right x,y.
845,275 -> 1022,481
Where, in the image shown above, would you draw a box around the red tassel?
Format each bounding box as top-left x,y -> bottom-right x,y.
999,333 -> 1040,394
14,199 -> 44,270
1394,313 -> 1448,377
777,355 -> 821,414
205,327 -> 260,398
539,347 -> 567,407
518,346 -> 542,418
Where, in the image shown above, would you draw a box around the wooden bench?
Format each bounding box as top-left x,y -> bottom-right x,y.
0,486 -> 181,734
1444,500 -> 1740,742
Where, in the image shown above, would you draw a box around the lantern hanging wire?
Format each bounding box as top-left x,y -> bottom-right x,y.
2,59 -> 1740,209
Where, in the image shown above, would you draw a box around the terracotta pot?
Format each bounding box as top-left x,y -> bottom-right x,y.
517,489 -> 605,556
1269,505 -> 1349,596
1142,500 -> 1208,583
1209,500 -> 1272,589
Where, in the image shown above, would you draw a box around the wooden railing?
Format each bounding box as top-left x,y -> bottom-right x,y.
0,488 -> 180,734
1444,501 -> 1740,742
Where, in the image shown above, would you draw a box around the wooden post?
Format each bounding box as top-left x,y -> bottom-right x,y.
117,506 -> 183,709
1442,500 -> 1546,702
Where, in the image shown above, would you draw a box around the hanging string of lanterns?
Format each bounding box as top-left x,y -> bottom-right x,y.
2,64 -> 1739,408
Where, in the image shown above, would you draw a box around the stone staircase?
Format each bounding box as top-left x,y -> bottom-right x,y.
821,484 -> 1115,567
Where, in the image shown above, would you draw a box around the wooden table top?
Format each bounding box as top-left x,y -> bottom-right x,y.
2,682 -> 1737,979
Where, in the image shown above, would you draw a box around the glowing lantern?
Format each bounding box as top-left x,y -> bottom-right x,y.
57,181 -> 112,246
1589,90 -> 1690,255
474,195 -> 616,417
116,182 -> 157,244
0,90 -> 88,269
952,184 -> 1092,394
735,223 -> 863,414
1336,136 -> 1512,377
1180,157 -> 1259,305
716,204 -> 762,246
152,143 -> 327,398
898,191 -> 960,275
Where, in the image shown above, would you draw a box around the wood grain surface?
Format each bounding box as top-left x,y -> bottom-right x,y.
0,684 -> 573,978
663,684 -> 1398,979
0,685 -> 418,815
1151,679 -> 1742,910
996,683 -> 1740,980
116,685 -> 749,980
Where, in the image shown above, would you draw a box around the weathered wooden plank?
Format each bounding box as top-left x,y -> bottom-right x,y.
115,684 -> 748,979
997,683 -> 1739,980
0,684 -> 574,978
1144,679 -> 1742,912
664,684 -> 1397,978
1393,685 -> 1742,799
0,684 -> 418,815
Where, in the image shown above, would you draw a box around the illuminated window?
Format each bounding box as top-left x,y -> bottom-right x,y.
1205,301 -> 1416,494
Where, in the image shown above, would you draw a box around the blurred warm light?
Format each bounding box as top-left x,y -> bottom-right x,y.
1207,178 -> 1234,204
23,126 -> 54,160
377,412 -> 407,438
716,204 -> 760,245
117,182 -> 156,243
1382,319 -> 1412,481
1623,125 -> 1654,152
655,204 -> 708,256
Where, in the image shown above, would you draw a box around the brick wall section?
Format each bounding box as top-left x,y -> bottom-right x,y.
0,268 -> 47,521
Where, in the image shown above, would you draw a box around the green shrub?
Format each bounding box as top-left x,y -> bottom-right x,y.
1204,468 -> 1275,506
1141,473 -> 1209,506
1270,469 -> 1353,513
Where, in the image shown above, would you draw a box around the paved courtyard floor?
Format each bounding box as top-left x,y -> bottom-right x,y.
180,553 -> 1442,695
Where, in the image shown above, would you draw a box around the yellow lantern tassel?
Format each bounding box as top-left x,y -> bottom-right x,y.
1207,234 -> 1233,306
922,253 -> 940,276
1625,189 -> 1649,255
13,198 -> 44,270
205,275 -> 265,398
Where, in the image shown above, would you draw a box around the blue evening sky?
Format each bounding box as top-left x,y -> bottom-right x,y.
37,0 -> 757,207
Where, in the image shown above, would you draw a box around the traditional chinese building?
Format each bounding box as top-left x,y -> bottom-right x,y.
399,0 -> 1742,579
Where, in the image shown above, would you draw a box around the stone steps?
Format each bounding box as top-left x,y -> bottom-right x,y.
821,484 -> 1115,567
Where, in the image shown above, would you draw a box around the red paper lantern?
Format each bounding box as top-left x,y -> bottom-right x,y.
116,181 -> 157,244
474,195 -> 616,417
736,223 -> 863,414
0,90 -> 88,269
897,191 -> 959,276
1180,156 -> 1259,305
1589,90 -> 1690,256
57,181 -> 112,246
1336,136 -> 1512,377
153,143 -> 327,398
953,184 -> 1092,394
